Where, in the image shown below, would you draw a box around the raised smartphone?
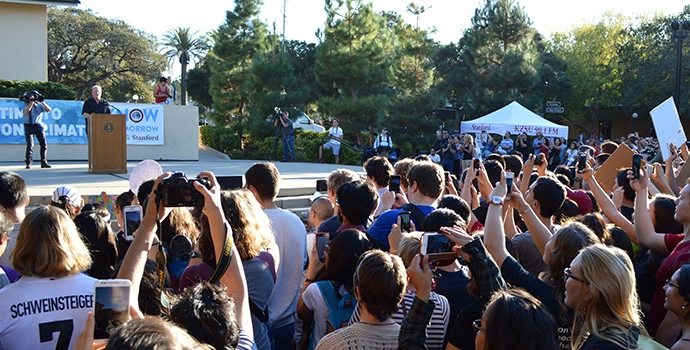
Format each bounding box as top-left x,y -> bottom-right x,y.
398,211 -> 411,232
123,205 -> 142,241
421,233 -> 455,255
389,175 -> 401,193
315,233 -> 329,263
316,179 -> 328,192
632,154 -> 642,179
94,279 -> 131,342
506,172 -> 514,193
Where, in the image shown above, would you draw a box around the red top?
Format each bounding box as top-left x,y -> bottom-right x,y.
155,84 -> 169,104
649,235 -> 690,336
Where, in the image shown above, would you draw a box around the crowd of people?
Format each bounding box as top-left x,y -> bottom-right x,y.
0,125 -> 688,350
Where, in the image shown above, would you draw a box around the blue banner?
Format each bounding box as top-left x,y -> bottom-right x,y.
0,99 -> 164,145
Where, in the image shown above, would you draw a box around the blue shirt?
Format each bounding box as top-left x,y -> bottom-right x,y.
367,205 -> 436,246
499,138 -> 513,151
22,102 -> 47,127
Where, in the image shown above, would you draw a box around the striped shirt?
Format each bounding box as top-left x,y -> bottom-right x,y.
348,291 -> 449,350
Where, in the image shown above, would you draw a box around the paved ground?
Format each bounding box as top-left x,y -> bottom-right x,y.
0,146 -> 363,202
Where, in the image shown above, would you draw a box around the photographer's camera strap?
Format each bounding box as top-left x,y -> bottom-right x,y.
209,221 -> 234,284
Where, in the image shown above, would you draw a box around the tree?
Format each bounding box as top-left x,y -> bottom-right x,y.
549,12 -> 629,133
457,0 -> 545,117
186,61 -> 214,109
381,10 -> 444,155
47,7 -> 166,101
208,0 -> 268,135
316,0 -> 395,145
160,27 -> 208,105
618,7 -> 690,117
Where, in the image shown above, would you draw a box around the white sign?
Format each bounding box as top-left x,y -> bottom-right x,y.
650,97 -> 686,161
546,107 -> 564,113
546,101 -> 561,107
111,103 -> 164,145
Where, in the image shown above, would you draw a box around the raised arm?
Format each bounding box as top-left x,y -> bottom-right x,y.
505,184 -> 552,254
520,154 -> 534,195
629,170 -> 671,254
666,152 -> 681,197
579,166 -> 638,245
482,172 -> 510,267
116,173 -> 172,311
193,171 -> 253,334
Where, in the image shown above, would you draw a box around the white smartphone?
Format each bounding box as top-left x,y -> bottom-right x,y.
123,205 -> 142,241
93,279 -> 131,342
421,233 -> 455,256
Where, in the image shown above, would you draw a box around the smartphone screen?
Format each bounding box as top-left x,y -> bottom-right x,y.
632,154 -> 642,179
123,205 -> 142,241
316,179 -> 328,192
94,280 -> 131,341
389,175 -> 401,193
216,175 -> 244,190
316,233 -> 329,263
577,153 -> 587,172
423,233 -> 455,255
444,171 -> 450,184
473,159 -> 480,169
398,211 -> 411,232
506,172 -> 514,193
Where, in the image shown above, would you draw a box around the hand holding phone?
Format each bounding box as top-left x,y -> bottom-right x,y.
505,172 -> 514,193
421,233 -> 456,266
534,153 -> 543,166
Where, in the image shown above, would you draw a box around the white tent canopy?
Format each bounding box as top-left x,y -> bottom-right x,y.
460,101 -> 569,138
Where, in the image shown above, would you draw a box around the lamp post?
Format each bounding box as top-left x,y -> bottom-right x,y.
543,81 -> 549,115
631,112 -> 638,133
671,20 -> 690,110
132,94 -> 139,103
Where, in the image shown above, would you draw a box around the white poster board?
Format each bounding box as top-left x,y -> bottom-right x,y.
650,97 -> 686,161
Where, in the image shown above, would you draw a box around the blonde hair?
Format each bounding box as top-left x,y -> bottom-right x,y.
571,244 -> 646,350
220,189 -> 274,260
12,205 -> 92,278
397,232 -> 422,268
464,134 -> 474,147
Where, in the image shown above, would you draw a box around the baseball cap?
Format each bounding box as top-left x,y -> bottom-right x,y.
51,185 -> 82,207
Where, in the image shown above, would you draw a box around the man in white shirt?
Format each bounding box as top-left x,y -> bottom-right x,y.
318,119 -> 344,164
373,127 -> 393,158
245,162 -> 307,350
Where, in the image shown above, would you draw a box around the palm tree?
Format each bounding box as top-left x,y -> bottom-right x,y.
160,27 -> 208,105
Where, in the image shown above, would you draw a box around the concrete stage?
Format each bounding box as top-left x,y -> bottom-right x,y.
0,146 -> 363,208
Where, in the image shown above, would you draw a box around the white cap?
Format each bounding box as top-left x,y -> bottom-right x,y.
51,185 -> 81,207
129,159 -> 163,194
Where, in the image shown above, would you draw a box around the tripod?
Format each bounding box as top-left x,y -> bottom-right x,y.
268,124 -> 283,162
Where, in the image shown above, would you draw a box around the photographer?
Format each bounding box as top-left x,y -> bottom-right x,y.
21,91 -> 51,169
373,127 -> 393,158
275,112 -> 295,162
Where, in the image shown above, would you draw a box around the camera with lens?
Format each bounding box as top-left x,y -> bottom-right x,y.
158,172 -> 211,207
18,90 -> 44,103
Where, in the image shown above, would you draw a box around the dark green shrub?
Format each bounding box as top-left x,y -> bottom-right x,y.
0,79 -> 77,100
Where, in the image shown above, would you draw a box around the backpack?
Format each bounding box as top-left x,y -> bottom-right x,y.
316,281 -> 356,333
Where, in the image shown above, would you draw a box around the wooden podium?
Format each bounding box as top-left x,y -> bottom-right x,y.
88,113 -> 127,174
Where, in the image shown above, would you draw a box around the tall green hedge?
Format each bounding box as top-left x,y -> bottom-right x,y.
0,80 -> 77,100
200,125 -> 366,165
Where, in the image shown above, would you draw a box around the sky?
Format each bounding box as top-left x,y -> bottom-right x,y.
76,0 -> 688,77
